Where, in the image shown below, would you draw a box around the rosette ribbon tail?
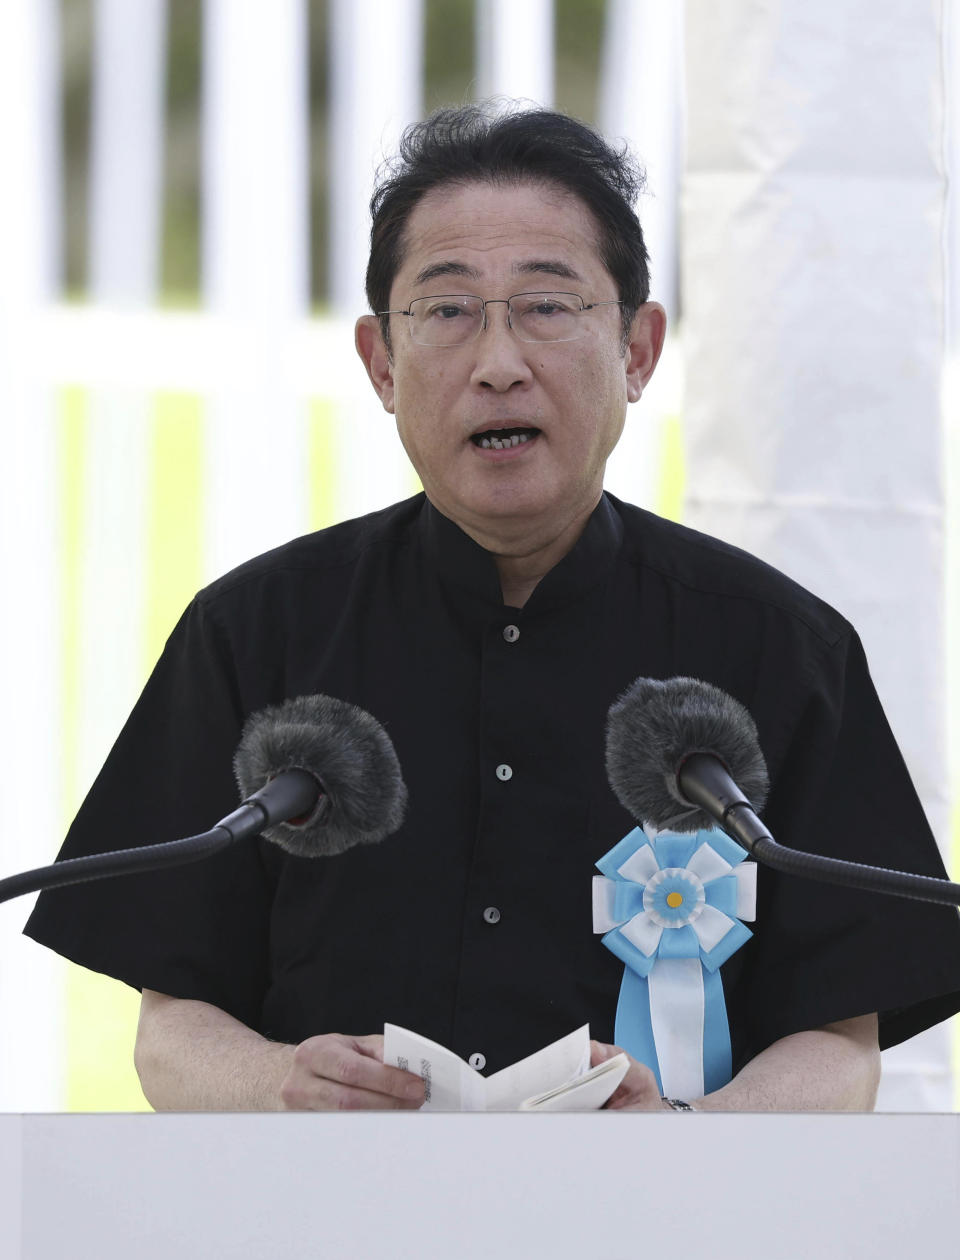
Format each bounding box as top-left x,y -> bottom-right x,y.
593,826 -> 757,1101
613,958 -> 732,1098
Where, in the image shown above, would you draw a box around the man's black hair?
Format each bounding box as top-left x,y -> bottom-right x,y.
366,103 -> 650,349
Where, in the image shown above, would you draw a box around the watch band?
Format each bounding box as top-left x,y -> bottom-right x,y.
662,1097 -> 696,1111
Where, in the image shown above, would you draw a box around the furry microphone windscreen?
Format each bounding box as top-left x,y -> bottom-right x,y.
233,694 -> 408,858
605,676 -> 770,833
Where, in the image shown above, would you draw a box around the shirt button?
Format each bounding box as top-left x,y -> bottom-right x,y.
468,1052 -> 486,1071
496,764 -> 513,782
483,906 -> 501,924
503,624 -> 520,643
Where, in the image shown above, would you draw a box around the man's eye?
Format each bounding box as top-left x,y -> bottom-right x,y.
522,299 -> 571,317
426,303 -> 467,320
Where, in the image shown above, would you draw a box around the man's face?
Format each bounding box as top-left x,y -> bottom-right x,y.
356,180 -> 664,546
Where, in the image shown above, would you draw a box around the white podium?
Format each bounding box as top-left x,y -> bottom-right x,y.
2,1112 -> 957,1258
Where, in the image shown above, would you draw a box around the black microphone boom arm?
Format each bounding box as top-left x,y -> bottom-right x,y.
0,769 -> 319,908
678,752 -> 960,909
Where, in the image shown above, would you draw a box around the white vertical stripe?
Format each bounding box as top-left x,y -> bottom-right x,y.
598,0 -> 683,322
648,957 -> 705,1100
328,0 -> 426,514
74,392 -> 152,794
0,0 -> 63,1111
203,0 -> 308,318
202,0 -> 311,578
329,0 -> 423,317
476,0 -> 554,106
683,0 -> 950,1107
598,1 -> 683,511
79,0 -> 169,795
946,0 -> 960,357
944,0 -> 960,894
90,0 -> 167,302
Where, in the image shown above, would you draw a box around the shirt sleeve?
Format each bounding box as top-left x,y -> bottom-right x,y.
23,596 -> 274,1031
735,626 -> 960,1057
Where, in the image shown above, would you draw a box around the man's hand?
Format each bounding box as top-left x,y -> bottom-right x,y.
135,991 -> 427,1111
591,1040 -> 670,1111
589,1013 -> 880,1113
280,1033 -> 426,1111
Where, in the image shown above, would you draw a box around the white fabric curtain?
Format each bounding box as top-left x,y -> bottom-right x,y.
683,0 -> 950,1108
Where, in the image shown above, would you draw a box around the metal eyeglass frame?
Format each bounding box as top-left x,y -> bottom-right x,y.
376,291 -> 624,346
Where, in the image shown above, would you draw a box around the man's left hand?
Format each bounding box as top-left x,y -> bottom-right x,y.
591,1040 -> 670,1111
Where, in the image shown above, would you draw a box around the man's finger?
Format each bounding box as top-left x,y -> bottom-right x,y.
282,1075 -> 424,1112
292,1034 -> 426,1105
350,1033 -> 387,1061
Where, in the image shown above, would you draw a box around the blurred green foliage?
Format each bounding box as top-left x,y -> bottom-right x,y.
162,0 -> 202,303
61,0 -> 609,306
61,0 -> 90,296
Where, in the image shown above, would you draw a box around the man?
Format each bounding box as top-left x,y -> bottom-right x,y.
26,105 -> 960,1112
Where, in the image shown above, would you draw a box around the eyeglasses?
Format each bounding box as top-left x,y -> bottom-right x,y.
377,291 -> 623,347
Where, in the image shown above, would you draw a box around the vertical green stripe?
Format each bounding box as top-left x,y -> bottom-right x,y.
308,398 -> 338,530
64,391 -> 205,1112
60,386 -> 151,1111
145,392 -> 205,670
656,413 -> 685,524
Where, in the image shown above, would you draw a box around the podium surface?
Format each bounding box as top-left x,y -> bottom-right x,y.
2,1111 -> 957,1258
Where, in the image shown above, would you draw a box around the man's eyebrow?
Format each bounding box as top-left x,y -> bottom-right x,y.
414,261 -> 481,286
514,259 -> 582,282
413,259 -> 584,287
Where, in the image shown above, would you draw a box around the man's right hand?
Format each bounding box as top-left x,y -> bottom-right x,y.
135,991 -> 426,1111
280,1032 -> 426,1111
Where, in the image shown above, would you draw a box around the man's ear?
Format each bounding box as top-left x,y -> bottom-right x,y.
355,316 -> 396,414
624,302 -> 667,403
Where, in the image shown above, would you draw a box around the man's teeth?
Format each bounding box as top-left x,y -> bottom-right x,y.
478,432 -> 533,450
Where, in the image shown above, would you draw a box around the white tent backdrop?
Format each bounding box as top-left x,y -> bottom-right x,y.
683,0 -> 951,1108
0,0 -> 955,1112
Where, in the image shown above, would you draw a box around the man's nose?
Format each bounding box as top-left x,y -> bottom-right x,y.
470,301 -> 534,392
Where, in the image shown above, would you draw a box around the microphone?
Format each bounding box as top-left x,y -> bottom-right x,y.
0,693 -> 407,906
232,692 -> 407,858
605,675 -> 960,908
605,676 -> 769,836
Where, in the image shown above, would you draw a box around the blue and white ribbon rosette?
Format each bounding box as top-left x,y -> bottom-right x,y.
593,825 -> 756,1100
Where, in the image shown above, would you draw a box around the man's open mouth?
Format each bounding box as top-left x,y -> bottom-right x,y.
470,426 -> 540,450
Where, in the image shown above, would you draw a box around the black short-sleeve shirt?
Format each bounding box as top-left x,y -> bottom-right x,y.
25,493 -> 960,1075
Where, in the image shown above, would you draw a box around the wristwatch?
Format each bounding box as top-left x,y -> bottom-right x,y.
662,1097 -> 697,1111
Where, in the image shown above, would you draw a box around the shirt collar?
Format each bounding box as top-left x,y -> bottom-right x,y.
418,493 -> 624,614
